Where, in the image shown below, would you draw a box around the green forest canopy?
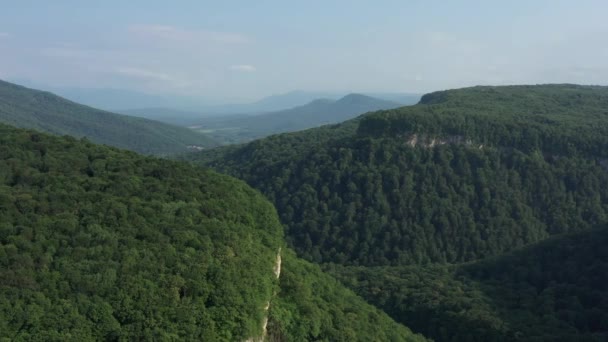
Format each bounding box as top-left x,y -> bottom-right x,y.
185,84 -> 608,341
0,123 -> 425,341
329,226 -> 608,342
187,84 -> 608,266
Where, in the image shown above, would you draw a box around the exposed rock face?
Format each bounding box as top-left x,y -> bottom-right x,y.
405,134 -> 483,149
274,248 -> 282,279
245,248 -> 282,342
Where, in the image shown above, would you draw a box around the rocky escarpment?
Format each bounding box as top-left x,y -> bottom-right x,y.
405,133 -> 484,149
245,248 -> 282,342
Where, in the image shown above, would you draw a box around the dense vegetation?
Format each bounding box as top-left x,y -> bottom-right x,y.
360,84 -> 608,158
0,123 -> 424,341
269,249 -> 426,342
192,94 -> 402,144
0,79 -> 216,155
329,227 -> 608,341
187,84 -> 608,266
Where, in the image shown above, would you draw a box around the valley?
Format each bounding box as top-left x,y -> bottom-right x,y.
2,3 -> 607,339
186,84 -> 608,340
128,93 -> 418,145
2,79 -> 607,341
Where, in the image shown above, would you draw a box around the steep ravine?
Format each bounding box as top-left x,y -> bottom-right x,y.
245,248 -> 282,342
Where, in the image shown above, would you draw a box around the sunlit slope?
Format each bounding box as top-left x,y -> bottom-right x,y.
0,79 -> 216,155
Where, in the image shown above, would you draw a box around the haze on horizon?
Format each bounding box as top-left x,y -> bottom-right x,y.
1,0 -> 607,103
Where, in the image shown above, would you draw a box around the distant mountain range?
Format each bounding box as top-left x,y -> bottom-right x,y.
194,90 -> 420,115
121,91 -> 420,123
0,79 -> 418,149
0,79 -> 216,155
11,80 -> 419,116
207,90 -> 346,114
120,107 -> 213,126
187,93 -> 409,144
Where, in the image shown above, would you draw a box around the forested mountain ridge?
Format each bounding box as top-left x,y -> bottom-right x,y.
329,226 -> 608,341
0,79 -> 216,155
0,123 -> 425,341
186,84 -> 608,266
359,84 -> 608,157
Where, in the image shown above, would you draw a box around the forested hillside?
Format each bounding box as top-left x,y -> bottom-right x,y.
0,123 -> 425,341
270,249 -> 426,342
187,84 -> 608,266
360,84 -> 608,157
0,80 -> 216,155
329,226 -> 608,341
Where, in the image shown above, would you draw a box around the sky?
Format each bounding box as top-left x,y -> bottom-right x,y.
1,0 -> 607,102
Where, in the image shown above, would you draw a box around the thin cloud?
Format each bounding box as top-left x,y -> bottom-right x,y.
115,67 -> 174,82
0,32 -> 10,38
129,24 -> 251,44
230,64 -> 256,72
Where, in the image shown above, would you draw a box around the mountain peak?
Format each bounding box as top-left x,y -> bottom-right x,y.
337,93 -> 376,104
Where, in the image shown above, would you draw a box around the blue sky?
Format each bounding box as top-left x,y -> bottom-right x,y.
1,0 -> 607,101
